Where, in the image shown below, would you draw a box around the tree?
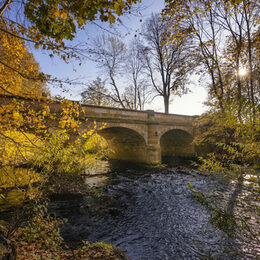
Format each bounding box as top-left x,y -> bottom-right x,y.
164,1 -> 225,110
89,34 -> 152,110
0,0 -> 142,191
0,0 -> 142,256
141,13 -> 191,113
125,38 -> 152,110
0,0 -> 140,54
163,0 -> 259,118
164,0 -> 260,248
0,20 -> 48,97
0,0 -> 141,98
90,34 -> 127,108
80,77 -> 116,107
212,0 -> 259,118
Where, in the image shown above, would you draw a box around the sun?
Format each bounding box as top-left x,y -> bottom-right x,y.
239,68 -> 247,76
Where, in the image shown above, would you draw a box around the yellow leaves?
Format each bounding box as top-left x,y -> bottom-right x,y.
83,133 -> 108,154
113,2 -> 122,15
59,100 -> 81,131
0,167 -> 42,189
108,11 -> 116,24
12,111 -> 23,122
0,130 -> 40,166
0,98 -> 110,212
59,116 -> 78,130
52,9 -> 68,20
80,129 -> 94,139
99,122 -> 107,130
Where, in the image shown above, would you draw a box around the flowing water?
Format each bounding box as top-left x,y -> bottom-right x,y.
49,163 -> 260,260
1,163 -> 259,259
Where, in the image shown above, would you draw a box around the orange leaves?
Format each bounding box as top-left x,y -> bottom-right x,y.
12,220 -> 127,260
11,213 -> 66,260
0,20 -> 48,98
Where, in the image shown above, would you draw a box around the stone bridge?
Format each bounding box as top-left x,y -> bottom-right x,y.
0,95 -> 200,164
77,104 -> 199,164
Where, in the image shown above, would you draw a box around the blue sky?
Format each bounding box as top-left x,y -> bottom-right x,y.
32,0 -> 207,116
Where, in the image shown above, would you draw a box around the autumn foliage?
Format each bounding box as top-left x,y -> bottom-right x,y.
0,20 -> 48,97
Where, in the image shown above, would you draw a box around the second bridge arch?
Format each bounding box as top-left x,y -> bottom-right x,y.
160,129 -> 195,162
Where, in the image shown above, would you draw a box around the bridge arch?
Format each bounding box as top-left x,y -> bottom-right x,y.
160,129 -> 195,161
98,126 -> 147,163
159,126 -> 193,138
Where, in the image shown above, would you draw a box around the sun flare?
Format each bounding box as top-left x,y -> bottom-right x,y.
239,68 -> 247,76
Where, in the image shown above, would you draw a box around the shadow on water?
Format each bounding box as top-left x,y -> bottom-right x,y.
161,156 -> 198,167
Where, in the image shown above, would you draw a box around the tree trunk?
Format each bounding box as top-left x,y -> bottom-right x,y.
243,1 -> 256,121
164,96 -> 169,114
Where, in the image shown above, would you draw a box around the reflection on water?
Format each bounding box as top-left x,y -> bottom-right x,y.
0,167 -> 40,213
85,161 -> 110,187
0,189 -> 25,212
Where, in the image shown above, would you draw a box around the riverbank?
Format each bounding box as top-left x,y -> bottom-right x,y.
0,168 -> 129,260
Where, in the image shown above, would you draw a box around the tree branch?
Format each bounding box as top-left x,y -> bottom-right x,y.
0,0 -> 12,16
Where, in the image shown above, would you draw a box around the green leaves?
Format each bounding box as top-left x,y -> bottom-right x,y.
195,104 -> 259,180
24,0 -> 140,42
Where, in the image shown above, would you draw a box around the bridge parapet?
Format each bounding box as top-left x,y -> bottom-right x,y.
80,104 -> 197,125
80,104 -> 148,122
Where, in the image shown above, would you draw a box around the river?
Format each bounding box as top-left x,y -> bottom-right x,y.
48,162 -> 260,259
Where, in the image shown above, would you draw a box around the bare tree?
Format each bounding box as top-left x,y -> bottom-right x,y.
141,13 -> 191,113
125,38 -> 152,110
90,34 -> 127,108
89,34 -> 152,110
